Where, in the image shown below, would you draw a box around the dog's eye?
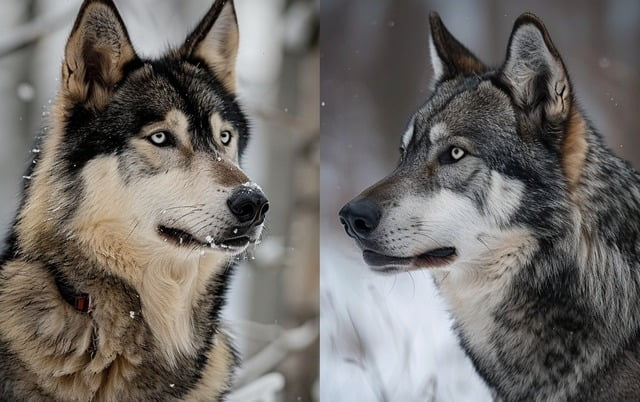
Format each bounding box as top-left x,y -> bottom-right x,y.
439,146 -> 466,165
220,130 -> 232,146
148,131 -> 173,147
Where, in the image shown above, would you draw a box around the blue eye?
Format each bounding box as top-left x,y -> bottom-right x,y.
220,130 -> 232,146
148,131 -> 174,147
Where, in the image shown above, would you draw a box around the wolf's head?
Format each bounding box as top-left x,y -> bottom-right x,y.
340,13 -> 585,275
17,0 -> 268,277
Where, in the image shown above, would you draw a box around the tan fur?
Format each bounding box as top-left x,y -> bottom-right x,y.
62,3 -> 136,110
563,110 -> 588,194
0,259 -> 237,401
0,261 -> 137,401
15,100 -> 73,255
191,2 -> 239,93
211,112 -> 240,160
183,331 -> 236,401
70,150 -> 247,364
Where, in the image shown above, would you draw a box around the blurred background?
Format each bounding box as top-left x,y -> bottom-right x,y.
0,0 -> 318,400
321,0 -> 640,401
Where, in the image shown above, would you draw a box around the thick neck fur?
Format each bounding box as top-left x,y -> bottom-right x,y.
1,167 -> 234,400
437,119 -> 640,401
0,234 -> 234,401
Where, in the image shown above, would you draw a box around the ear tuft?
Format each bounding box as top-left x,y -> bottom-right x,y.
501,13 -> 570,121
428,12 -> 486,84
180,0 -> 239,93
62,0 -> 137,110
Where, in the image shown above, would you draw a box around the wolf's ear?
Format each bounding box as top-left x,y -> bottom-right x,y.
501,13 -> 570,122
180,0 -> 239,93
428,12 -> 486,84
62,0 -> 137,110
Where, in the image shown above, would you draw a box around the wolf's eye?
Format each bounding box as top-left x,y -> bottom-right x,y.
451,147 -> 465,160
439,146 -> 466,165
148,131 -> 173,147
220,130 -> 232,146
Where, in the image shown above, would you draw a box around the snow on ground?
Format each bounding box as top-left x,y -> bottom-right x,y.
320,234 -> 492,402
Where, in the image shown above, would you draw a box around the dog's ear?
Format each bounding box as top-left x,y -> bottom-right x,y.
62,0 -> 137,110
180,0 -> 239,93
501,13 -> 571,122
428,12 -> 486,84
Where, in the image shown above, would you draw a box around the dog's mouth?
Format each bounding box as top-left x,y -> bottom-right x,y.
363,247 -> 457,273
157,225 -> 255,253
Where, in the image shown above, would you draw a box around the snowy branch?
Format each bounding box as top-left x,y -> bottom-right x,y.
234,318 -> 319,388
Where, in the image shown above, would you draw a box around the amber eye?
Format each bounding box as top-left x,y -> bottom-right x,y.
438,146 -> 466,165
220,130 -> 232,146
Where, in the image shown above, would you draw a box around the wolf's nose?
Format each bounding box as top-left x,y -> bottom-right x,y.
227,186 -> 269,225
338,198 -> 381,240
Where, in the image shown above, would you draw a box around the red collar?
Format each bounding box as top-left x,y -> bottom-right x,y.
50,265 -> 93,314
72,293 -> 93,314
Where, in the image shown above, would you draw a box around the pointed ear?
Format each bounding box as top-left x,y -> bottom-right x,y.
501,13 -> 571,122
62,0 -> 137,110
180,0 -> 239,93
428,12 -> 486,84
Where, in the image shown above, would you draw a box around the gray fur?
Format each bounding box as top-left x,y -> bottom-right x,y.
340,12 -> 640,401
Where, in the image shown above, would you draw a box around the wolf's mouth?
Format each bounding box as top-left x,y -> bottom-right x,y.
157,226 -> 253,252
363,247 -> 457,272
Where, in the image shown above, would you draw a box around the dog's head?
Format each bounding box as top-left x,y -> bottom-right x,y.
19,0 -> 268,268
340,13 -> 583,274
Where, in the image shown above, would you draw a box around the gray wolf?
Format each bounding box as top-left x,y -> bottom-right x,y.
339,11 -> 640,401
0,0 -> 269,400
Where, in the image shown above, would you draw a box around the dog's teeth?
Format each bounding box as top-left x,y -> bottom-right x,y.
233,228 -> 238,234
129,311 -> 135,319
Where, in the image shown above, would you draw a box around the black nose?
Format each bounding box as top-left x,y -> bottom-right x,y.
227,186 -> 269,225
338,198 -> 381,240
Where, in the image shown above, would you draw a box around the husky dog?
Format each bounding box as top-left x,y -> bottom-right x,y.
0,0 -> 269,400
340,12 -> 640,401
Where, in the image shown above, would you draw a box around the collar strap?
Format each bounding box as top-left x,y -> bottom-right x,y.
72,293 -> 93,314
49,265 -> 93,314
